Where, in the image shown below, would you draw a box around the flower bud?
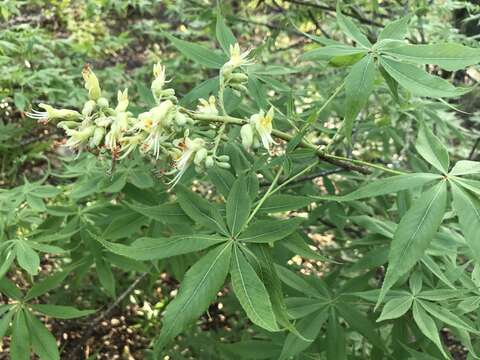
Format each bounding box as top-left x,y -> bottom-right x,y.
175,112 -> 188,126
229,83 -> 248,93
228,73 -> 248,83
82,100 -> 96,117
194,148 -> 208,166
161,89 -> 175,98
115,89 -> 129,112
97,97 -> 109,109
82,64 -> 101,100
90,126 -> 105,147
205,156 -> 214,168
240,123 -> 254,150
95,116 -> 112,127
217,155 -> 230,162
57,121 -> 80,130
217,161 -> 231,169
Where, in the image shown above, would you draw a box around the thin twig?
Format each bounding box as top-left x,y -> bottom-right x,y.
71,273 -> 148,357
189,112 -> 405,175
469,138 -> 480,160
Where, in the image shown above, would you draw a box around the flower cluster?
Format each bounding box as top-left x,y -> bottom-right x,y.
28,43 -> 278,186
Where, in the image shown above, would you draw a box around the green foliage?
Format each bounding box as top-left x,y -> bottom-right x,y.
2,1 -> 480,359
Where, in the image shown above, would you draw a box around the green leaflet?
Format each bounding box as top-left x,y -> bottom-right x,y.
281,232 -> 330,262
275,265 -> 324,299
0,249 -> 15,279
336,302 -> 385,350
25,266 -> 76,301
279,310 -> 327,360
238,218 -> 303,243
344,53 -> 376,141
11,309 -> 30,360
207,166 -> 235,198
215,13 -> 236,54
95,256 -> 115,297
154,242 -> 232,351
377,16 -> 410,41
163,32 -> 227,68
30,304 -> 95,319
315,173 -> 441,202
336,5 -> 371,49
102,211 -> 148,240
25,310 -> 60,360
230,245 -> 278,331
301,45 -> 367,61
450,160 -> 480,176
412,301 -> 448,358
226,176 -> 251,236
419,299 -> 479,334
176,186 -> 228,235
220,340 -> 280,359
94,233 -> 227,261
451,182 -> 480,263
127,201 -> 191,225
285,297 -> 325,319
0,310 -> 14,338
258,194 -> 312,214
415,122 -> 449,174
383,43 -> 480,71
327,309 -> 346,360
377,181 -> 448,307
377,295 -> 413,322
15,240 -> 40,276
380,56 -> 470,98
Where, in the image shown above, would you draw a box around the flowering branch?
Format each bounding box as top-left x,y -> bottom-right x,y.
189,112 -> 405,175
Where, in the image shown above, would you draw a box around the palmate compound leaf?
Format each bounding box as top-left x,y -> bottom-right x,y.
313,173 -> 441,202
154,242 -> 232,352
451,181 -> 480,263
380,56 -> 470,98
230,245 -> 279,332
93,233 -> 228,261
376,180 -> 448,308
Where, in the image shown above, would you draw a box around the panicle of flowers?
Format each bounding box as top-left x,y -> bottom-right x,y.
28,41 -> 274,188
